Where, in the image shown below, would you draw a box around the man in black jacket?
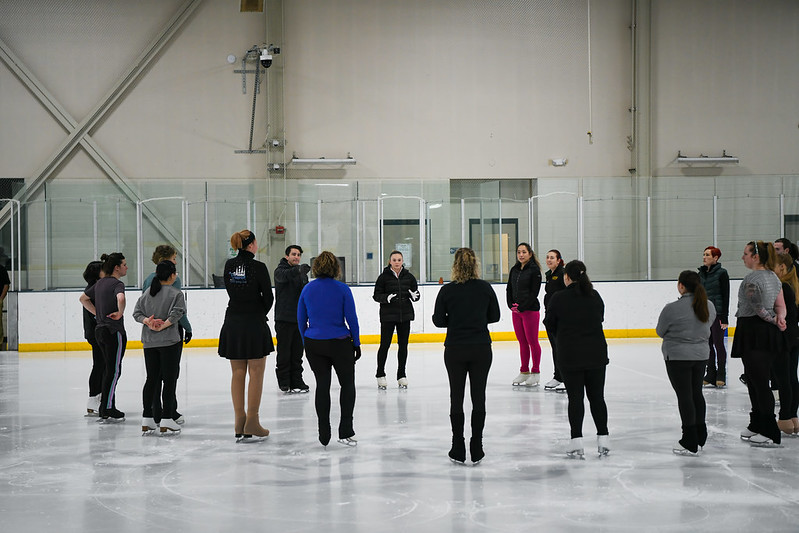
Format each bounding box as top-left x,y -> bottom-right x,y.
274,245 -> 311,392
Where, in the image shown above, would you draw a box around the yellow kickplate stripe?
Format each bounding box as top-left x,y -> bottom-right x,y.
18,327 -> 735,352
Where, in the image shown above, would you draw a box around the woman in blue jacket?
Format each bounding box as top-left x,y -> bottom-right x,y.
298,251 -> 361,447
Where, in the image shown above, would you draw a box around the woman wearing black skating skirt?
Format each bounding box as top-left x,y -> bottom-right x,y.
218,229 -> 274,441
732,240 -> 787,447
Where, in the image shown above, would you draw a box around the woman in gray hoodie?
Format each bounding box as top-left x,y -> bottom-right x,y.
656,270 -> 716,456
133,260 -> 186,435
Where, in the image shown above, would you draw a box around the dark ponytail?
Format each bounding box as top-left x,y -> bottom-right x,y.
100,252 -> 125,276
678,270 -> 710,323
564,260 -> 593,296
150,260 -> 176,297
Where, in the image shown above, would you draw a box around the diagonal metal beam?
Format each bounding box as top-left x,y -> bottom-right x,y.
0,0 -> 206,279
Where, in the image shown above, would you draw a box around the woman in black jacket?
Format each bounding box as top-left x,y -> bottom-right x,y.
774,253 -> 799,435
506,243 -> 543,387
543,249 -> 567,391
698,246 -> 730,387
82,260 -> 104,416
433,248 -> 500,464
218,229 -> 274,441
373,250 -> 420,389
544,260 -> 610,458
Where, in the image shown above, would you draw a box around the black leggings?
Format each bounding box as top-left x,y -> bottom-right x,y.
665,359 -> 707,451
772,347 -> 798,421
88,340 -> 104,397
95,326 -> 126,413
561,367 -> 608,439
544,323 -> 562,382
305,338 -> 356,440
742,349 -> 780,443
376,321 -> 411,379
444,344 -> 492,439
142,341 -> 183,420
705,318 -> 727,382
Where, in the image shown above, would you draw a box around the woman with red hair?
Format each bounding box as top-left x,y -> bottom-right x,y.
698,246 -> 729,387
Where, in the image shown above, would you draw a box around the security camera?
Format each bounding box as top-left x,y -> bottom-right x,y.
260,48 -> 272,69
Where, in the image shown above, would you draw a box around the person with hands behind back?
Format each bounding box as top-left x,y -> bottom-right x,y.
373,250 -> 420,390
79,252 -> 128,422
134,260 -> 186,435
298,251 -> 361,447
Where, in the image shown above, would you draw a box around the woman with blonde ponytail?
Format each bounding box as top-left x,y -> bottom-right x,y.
656,271 -> 715,456
772,253 -> 799,435
218,230 -> 274,442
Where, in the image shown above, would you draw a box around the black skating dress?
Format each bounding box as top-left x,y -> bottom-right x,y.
218,249 -> 274,360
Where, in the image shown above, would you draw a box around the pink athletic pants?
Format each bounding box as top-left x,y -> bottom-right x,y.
512,310 -> 542,373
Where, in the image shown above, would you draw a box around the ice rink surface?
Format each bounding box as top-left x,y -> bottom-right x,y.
1,339 -> 798,532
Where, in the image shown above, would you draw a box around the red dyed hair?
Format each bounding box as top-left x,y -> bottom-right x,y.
704,246 -> 721,259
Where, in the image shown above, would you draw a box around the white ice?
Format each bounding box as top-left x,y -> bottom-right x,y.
1,340 -> 798,532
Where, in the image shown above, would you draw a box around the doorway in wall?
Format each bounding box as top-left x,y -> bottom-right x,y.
469,218 -> 519,283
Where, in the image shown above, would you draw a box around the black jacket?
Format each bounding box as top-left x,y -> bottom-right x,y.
544,265 -> 566,309
373,266 -> 419,323
543,284 -> 608,372
432,279 -> 501,346
273,257 -> 309,323
698,262 -> 730,324
782,283 -> 799,350
224,250 -> 273,316
506,261 -> 542,312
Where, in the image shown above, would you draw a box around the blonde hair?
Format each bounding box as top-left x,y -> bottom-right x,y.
230,230 -> 255,251
775,253 -> 799,305
451,247 -> 480,283
313,251 -> 341,279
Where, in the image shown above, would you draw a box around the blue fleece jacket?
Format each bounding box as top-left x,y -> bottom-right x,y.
297,277 -> 360,346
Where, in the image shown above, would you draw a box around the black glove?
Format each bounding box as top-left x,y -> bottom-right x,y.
299,263 -> 311,275
353,344 -> 361,362
184,331 -> 192,344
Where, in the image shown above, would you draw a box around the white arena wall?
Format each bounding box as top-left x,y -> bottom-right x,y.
16,280 -> 742,352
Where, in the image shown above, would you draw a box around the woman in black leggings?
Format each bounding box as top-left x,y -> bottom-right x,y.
656,271 -> 715,456
543,260 -> 609,458
433,248 -> 500,465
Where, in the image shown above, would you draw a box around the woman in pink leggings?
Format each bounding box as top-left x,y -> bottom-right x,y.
506,243 -> 543,386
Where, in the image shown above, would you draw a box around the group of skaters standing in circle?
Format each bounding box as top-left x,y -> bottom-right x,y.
77,230 -> 799,462
80,245 -> 191,434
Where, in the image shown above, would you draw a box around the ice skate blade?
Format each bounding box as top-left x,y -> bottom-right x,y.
85,413 -> 100,418
237,434 -> 268,443
749,441 -> 782,448
337,437 -> 358,447
566,450 -> 585,459
598,448 -> 610,457
159,428 -> 181,436
449,457 -> 466,465
672,448 -> 699,456
99,417 -> 125,424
